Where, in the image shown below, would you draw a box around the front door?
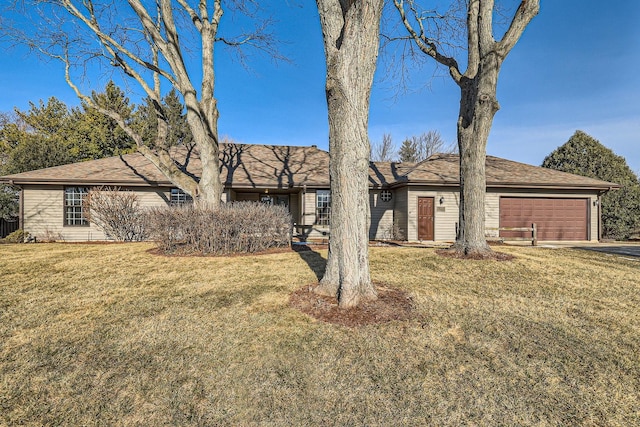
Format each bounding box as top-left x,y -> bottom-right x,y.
418,197 -> 434,240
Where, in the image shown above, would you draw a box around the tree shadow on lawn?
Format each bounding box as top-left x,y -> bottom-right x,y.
291,244 -> 327,280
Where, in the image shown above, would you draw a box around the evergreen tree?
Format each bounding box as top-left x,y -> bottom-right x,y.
542,130 -> 640,240
133,89 -> 192,149
398,138 -> 419,162
3,98 -> 75,174
70,81 -> 136,159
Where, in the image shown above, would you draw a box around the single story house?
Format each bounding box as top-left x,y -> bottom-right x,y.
0,143 -> 619,243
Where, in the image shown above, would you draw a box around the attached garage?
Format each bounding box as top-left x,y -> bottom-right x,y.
499,197 -> 589,241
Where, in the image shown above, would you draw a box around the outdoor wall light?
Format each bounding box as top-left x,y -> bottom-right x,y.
439,196 -> 445,205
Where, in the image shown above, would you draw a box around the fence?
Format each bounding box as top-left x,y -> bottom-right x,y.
0,217 -> 19,239
486,223 -> 538,246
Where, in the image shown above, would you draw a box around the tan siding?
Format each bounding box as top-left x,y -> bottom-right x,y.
406,187 -> 459,241
23,186 -> 106,241
292,189 -> 330,241
303,190 -> 317,226
23,186 -> 170,242
369,190 -> 394,239
394,187 -> 408,240
485,192 -> 500,237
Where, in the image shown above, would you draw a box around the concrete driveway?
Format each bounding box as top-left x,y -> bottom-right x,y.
528,242 -> 640,259
577,244 -> 640,258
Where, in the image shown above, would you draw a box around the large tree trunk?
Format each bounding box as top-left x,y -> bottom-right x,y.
315,0 -> 383,308
394,0 -> 539,257
452,54 -> 502,256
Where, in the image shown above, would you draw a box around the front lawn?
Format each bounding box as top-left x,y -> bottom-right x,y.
0,243 -> 638,426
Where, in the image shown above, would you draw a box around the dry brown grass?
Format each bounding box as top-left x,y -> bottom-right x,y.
1,243 -> 638,426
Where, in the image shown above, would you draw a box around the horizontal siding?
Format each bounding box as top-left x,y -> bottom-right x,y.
485,193 -> 500,237
303,190 -> 317,226
369,190 -> 395,239
406,187 -> 460,241
24,186 -> 169,242
394,187 -> 408,240
23,185 -> 106,241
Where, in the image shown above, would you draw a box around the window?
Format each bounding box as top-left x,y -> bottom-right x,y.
64,187 -> 89,226
260,194 -> 289,208
170,188 -> 192,205
380,190 -> 392,202
316,190 -> 330,226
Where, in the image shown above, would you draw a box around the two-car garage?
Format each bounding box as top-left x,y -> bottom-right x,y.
499,197 -> 590,241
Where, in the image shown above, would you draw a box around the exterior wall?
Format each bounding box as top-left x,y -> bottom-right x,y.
369,190 -> 395,239
487,189 -> 599,242
302,190 -> 317,226
402,186 -> 600,242
394,187 -> 409,240
21,183 -> 601,243
405,187 -> 460,242
293,189 -> 330,240
23,185 -> 169,242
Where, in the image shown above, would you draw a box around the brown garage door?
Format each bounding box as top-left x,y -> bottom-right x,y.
500,198 -> 589,241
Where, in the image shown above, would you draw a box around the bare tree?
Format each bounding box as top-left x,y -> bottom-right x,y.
315,0 -> 384,308
394,0 -> 539,255
371,133 -> 396,162
84,187 -> 148,241
398,130 -> 455,162
2,0 -> 279,206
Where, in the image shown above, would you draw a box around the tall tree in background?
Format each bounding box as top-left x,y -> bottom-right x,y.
371,133 -> 396,162
70,81 -> 136,160
315,0 -> 384,308
1,98 -> 75,175
134,89 -> 193,149
394,0 -> 539,256
4,0 -> 279,206
542,131 -> 640,240
398,130 -> 453,162
0,113 -> 18,219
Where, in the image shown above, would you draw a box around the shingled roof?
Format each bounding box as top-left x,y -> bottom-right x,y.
0,143 -> 330,189
0,145 -> 618,190
368,154 -> 619,190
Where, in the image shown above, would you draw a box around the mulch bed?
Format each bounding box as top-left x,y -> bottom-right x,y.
289,284 -> 415,327
435,248 -> 515,261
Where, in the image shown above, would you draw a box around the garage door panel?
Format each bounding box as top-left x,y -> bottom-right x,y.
500,198 -> 588,241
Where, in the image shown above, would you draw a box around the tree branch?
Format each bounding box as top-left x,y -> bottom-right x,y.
393,0 -> 462,83
497,0 -> 540,57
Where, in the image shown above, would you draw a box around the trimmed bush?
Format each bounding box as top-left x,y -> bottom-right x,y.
146,202 -> 292,255
84,187 -> 148,242
2,229 -> 30,244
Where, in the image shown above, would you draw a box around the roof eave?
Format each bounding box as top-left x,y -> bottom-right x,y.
3,178 -> 173,187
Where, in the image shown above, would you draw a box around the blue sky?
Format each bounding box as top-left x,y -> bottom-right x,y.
1,1 -> 639,172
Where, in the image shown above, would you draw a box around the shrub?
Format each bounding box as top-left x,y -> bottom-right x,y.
146,202 -> 292,255
2,229 -> 29,244
84,187 -> 148,242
